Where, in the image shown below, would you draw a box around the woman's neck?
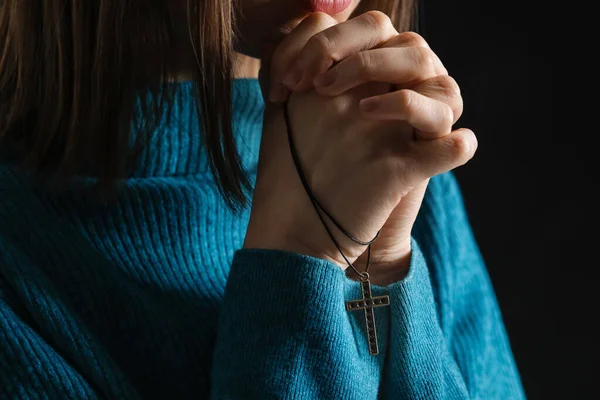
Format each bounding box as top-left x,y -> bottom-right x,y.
233,53 -> 261,79
173,53 -> 260,82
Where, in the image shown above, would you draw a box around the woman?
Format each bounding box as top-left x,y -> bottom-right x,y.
0,0 -> 525,398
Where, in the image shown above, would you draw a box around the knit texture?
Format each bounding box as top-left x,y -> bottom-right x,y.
0,79 -> 525,399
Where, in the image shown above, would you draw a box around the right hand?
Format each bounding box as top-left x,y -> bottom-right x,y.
243,15 -> 476,270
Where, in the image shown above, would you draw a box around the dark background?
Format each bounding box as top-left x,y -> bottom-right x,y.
422,1 -> 594,399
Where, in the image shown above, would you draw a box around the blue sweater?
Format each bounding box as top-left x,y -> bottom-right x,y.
0,79 -> 524,399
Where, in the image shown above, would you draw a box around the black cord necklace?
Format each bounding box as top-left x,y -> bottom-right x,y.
283,99 -> 391,355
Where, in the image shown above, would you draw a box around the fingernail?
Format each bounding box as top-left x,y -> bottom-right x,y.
360,97 -> 381,112
268,83 -> 289,103
282,61 -> 303,88
314,71 -> 336,88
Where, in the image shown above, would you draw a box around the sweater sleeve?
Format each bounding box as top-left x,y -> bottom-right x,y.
0,288 -> 141,400
0,290 -> 101,399
380,172 -> 525,399
210,172 -> 526,399
0,241 -> 142,400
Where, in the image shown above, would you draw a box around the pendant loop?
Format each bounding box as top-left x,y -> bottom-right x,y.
360,272 -> 370,282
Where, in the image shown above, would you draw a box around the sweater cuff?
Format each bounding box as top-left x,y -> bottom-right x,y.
375,236 -> 431,294
377,237 -> 440,326
218,248 -> 351,359
225,248 -> 347,312
376,238 -> 468,397
213,248 -> 386,397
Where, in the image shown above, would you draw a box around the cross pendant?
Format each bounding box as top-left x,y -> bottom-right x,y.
345,273 -> 390,355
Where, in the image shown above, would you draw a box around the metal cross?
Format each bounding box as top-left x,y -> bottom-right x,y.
345,273 -> 390,355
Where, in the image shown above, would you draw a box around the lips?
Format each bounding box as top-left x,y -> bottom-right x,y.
305,0 -> 353,14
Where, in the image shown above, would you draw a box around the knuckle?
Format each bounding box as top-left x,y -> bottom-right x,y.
398,31 -> 428,47
397,90 -> 415,114
363,10 -> 393,30
434,75 -> 461,100
306,11 -> 338,26
445,131 -> 476,163
453,102 -> 464,122
308,31 -> 337,60
355,52 -> 375,80
432,75 -> 463,122
440,104 -> 455,129
411,47 -> 436,77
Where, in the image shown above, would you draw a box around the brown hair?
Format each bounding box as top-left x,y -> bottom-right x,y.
0,0 -> 416,211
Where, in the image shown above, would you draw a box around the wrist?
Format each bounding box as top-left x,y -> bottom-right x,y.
349,244 -> 412,286
369,256 -> 411,286
243,230 -> 348,270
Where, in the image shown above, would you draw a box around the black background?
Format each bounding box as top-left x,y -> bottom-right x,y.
422,1 -> 594,398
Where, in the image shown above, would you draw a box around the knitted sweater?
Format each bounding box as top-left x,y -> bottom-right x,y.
0,79 -> 525,399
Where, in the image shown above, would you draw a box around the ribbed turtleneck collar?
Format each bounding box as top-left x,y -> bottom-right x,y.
0,79 -> 264,180
130,78 -> 264,178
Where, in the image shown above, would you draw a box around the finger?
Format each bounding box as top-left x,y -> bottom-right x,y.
408,128 -> 478,182
383,31 -> 430,48
268,12 -> 338,102
357,74 -> 464,134
313,46 -> 440,96
410,75 -> 463,124
281,11 -> 398,91
381,31 -> 448,76
359,89 -> 455,139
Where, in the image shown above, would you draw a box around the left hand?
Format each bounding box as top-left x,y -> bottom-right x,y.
267,11 -> 466,285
